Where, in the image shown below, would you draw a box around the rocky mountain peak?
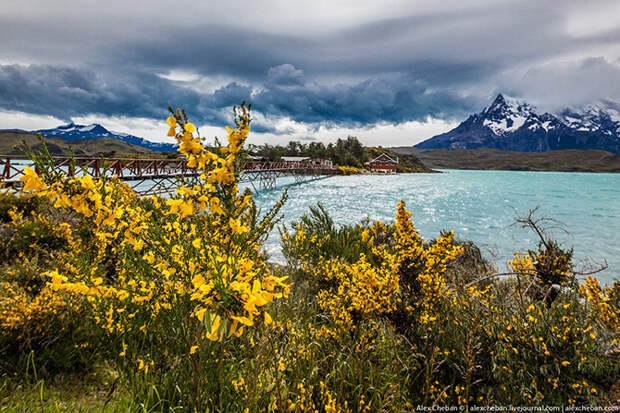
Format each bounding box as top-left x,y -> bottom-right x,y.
415,94 -> 620,153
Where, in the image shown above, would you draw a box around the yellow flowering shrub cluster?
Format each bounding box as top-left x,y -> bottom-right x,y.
393,201 -> 463,324
18,104 -> 288,340
1,104 -> 293,410
580,276 -> 620,330
283,200 -> 462,331
313,253 -> 400,329
0,193 -> 100,373
1,103 -> 619,410
337,165 -> 362,175
509,239 -> 573,287
448,280 -> 617,405
281,201 -> 619,408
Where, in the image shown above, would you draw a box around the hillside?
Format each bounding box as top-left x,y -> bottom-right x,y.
0,131 -> 156,157
393,147 -> 620,173
33,123 -> 177,152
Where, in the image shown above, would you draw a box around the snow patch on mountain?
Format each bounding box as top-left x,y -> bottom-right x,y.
479,94 -> 538,136
483,115 -> 526,135
79,124 -> 97,132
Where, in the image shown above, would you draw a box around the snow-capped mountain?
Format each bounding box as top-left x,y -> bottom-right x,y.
558,101 -> 620,137
31,123 -> 177,152
416,94 -> 620,154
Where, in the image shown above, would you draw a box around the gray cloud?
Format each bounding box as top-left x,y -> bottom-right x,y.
500,57 -> 620,111
0,0 -> 619,132
0,63 -> 478,130
267,64 -> 304,86
0,64 -> 202,121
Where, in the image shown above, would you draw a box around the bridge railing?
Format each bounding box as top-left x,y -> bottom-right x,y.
0,155 -> 338,193
0,156 -> 200,183
242,160 -> 337,172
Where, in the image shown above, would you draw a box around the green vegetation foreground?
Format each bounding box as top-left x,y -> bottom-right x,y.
0,105 -> 619,411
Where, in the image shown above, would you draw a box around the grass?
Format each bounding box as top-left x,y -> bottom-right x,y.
0,364 -> 134,412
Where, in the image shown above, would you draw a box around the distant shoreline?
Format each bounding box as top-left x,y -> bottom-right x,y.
392,147 -> 620,173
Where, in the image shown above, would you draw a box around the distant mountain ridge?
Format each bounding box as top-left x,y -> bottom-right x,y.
416,94 -> 620,154
7,123 -> 178,152
0,130 -> 156,157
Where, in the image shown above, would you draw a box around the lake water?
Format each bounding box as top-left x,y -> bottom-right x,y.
248,170 -> 620,284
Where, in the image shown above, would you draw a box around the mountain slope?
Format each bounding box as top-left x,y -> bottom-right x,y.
0,130 -> 156,156
31,123 -> 177,152
416,94 -> 620,154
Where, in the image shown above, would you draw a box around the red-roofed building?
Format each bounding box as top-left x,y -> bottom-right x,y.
366,153 -> 398,173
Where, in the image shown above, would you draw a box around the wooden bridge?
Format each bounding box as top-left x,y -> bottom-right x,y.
0,155 -> 339,195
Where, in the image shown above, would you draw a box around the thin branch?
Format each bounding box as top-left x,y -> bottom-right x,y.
573,258 -> 608,276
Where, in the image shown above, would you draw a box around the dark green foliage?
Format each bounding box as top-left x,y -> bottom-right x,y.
443,239 -> 496,285
248,136 -> 430,172
281,203 -> 377,267
0,193 -> 45,223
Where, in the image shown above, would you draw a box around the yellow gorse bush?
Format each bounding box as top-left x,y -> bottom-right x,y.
0,280 -> 73,333
314,253 -> 400,330
580,276 -> 620,330
11,105 -> 290,384
394,201 -> 463,324
0,206 -> 80,333
284,200 -> 463,331
18,105 -> 289,345
337,166 -> 361,175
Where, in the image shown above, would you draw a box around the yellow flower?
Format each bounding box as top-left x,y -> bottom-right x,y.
194,307 -> 207,321
190,345 -> 198,355
180,200 -> 194,218
230,315 -> 253,326
264,312 -> 273,325
142,251 -> 155,264
184,123 -> 195,133
205,315 -> 221,341
20,167 -> 45,192
167,116 -> 177,136
561,361 -> 570,366
119,343 -> 127,357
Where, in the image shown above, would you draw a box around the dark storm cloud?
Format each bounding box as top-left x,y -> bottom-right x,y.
254,71 -> 475,125
0,63 -> 474,130
1,0 -> 620,128
0,64 -> 201,121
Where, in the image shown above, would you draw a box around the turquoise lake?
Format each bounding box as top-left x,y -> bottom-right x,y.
247,170 -> 620,284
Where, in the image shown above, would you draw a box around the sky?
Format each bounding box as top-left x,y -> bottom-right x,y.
1,0 -> 620,146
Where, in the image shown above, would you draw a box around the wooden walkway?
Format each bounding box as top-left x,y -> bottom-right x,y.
0,156 -> 338,195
